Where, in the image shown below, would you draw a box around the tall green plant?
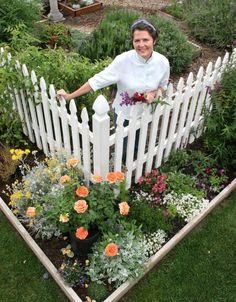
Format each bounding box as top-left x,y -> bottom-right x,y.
76,8 -> 195,74
0,0 -> 42,43
203,65 -> 236,168
183,0 -> 236,48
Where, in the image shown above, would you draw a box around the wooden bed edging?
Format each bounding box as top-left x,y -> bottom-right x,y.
1,178 -> 236,302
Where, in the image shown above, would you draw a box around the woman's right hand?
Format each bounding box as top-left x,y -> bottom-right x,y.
57,89 -> 71,101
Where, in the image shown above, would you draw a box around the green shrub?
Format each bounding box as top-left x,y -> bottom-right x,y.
1,47 -> 112,120
87,282 -> 109,302
76,8 -> 195,74
164,1 -> 185,20
203,65 -> 236,168
0,0 -> 42,43
183,0 -> 236,48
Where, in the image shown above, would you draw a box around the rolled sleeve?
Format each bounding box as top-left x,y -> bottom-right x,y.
88,56 -> 121,91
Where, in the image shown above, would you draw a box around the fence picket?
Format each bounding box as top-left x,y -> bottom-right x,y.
155,85 -> 173,168
69,100 -> 81,160
135,105 -> 152,182
114,112 -> 125,172
80,107 -> 91,182
165,79 -> 184,158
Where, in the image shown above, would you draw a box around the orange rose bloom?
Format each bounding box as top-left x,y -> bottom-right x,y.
74,200 -> 88,213
119,201 -> 130,215
26,207 -> 36,218
66,158 -> 80,168
75,227 -> 88,240
76,186 -> 89,197
105,243 -> 118,257
106,172 -> 117,183
91,175 -> 103,184
59,175 -> 71,184
115,171 -> 125,181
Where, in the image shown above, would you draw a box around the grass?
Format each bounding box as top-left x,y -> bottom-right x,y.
122,189 -> 236,302
0,210 -> 68,302
0,189 -> 236,302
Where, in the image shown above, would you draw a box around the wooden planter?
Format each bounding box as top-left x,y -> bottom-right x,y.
58,1 -> 103,17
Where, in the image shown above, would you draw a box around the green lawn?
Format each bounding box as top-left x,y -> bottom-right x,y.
1,189 -> 236,302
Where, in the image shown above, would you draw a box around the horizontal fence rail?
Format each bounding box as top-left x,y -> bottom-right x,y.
1,48 -> 235,187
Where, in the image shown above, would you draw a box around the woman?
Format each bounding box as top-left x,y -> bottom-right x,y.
57,19 -> 170,121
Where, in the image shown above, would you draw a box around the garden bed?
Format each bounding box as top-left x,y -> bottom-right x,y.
1,179 -> 235,302
58,1 -> 103,17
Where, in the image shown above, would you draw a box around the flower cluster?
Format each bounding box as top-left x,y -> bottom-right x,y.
162,192 -> 209,222
10,148 -> 30,161
143,229 -> 167,258
45,170 -> 129,239
120,91 -> 148,106
138,169 -> 167,204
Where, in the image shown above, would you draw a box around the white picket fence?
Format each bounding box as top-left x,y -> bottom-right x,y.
1,48 -> 236,187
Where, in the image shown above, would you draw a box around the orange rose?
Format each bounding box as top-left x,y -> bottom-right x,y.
119,201 -> 130,215
26,207 -> 36,218
106,172 -> 117,183
66,158 -> 80,168
105,243 -> 118,257
75,227 -> 88,240
76,185 -> 89,197
74,200 -> 88,213
115,171 -> 125,181
59,175 -> 71,184
91,175 -> 103,184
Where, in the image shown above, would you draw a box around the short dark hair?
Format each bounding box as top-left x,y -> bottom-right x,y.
131,19 -> 159,41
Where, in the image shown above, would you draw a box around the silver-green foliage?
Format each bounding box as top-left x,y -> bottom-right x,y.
88,232 -> 148,288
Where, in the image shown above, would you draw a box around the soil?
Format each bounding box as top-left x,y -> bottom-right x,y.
61,1 -> 225,86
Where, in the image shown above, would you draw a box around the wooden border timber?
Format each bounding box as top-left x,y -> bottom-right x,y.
1,178 -> 236,302
58,1 -> 103,17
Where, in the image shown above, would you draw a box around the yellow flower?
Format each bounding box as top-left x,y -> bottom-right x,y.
25,191 -> 32,199
11,155 -> 18,161
9,191 -> 22,206
61,245 -> 74,258
59,213 -> 70,223
24,149 -> 30,154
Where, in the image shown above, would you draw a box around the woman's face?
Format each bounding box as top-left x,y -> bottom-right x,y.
132,30 -> 155,60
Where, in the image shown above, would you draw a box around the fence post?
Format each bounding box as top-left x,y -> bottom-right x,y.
92,95 -> 110,178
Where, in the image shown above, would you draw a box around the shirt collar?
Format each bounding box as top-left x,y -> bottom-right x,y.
134,50 -> 154,63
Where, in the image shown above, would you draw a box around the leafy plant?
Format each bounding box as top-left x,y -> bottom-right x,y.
183,0 -> 236,48
88,230 -> 148,288
203,65 -> 236,169
0,0 -> 42,43
76,8 -> 195,74
87,282 -> 110,302
164,1 -> 185,20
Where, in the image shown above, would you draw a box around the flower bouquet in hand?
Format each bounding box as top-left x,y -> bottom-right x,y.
120,91 -> 168,112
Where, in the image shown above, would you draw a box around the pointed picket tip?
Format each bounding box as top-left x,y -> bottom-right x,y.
196,66 -> 204,79
206,61 -> 213,75
22,64 -> 29,77
40,77 -> 47,91
31,70 -> 38,84
81,107 -> 89,123
167,82 -> 174,97
116,111 -> 125,126
176,77 -> 184,91
49,84 -> 56,99
186,72 -> 194,85
92,94 -> 109,116
222,52 -> 229,65
69,99 -> 77,113
215,56 -> 222,69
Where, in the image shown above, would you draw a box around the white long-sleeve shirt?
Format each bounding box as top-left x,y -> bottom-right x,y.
88,49 -> 170,120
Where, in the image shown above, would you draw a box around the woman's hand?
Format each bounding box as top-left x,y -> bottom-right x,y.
57,89 -> 71,101
146,90 -> 157,103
